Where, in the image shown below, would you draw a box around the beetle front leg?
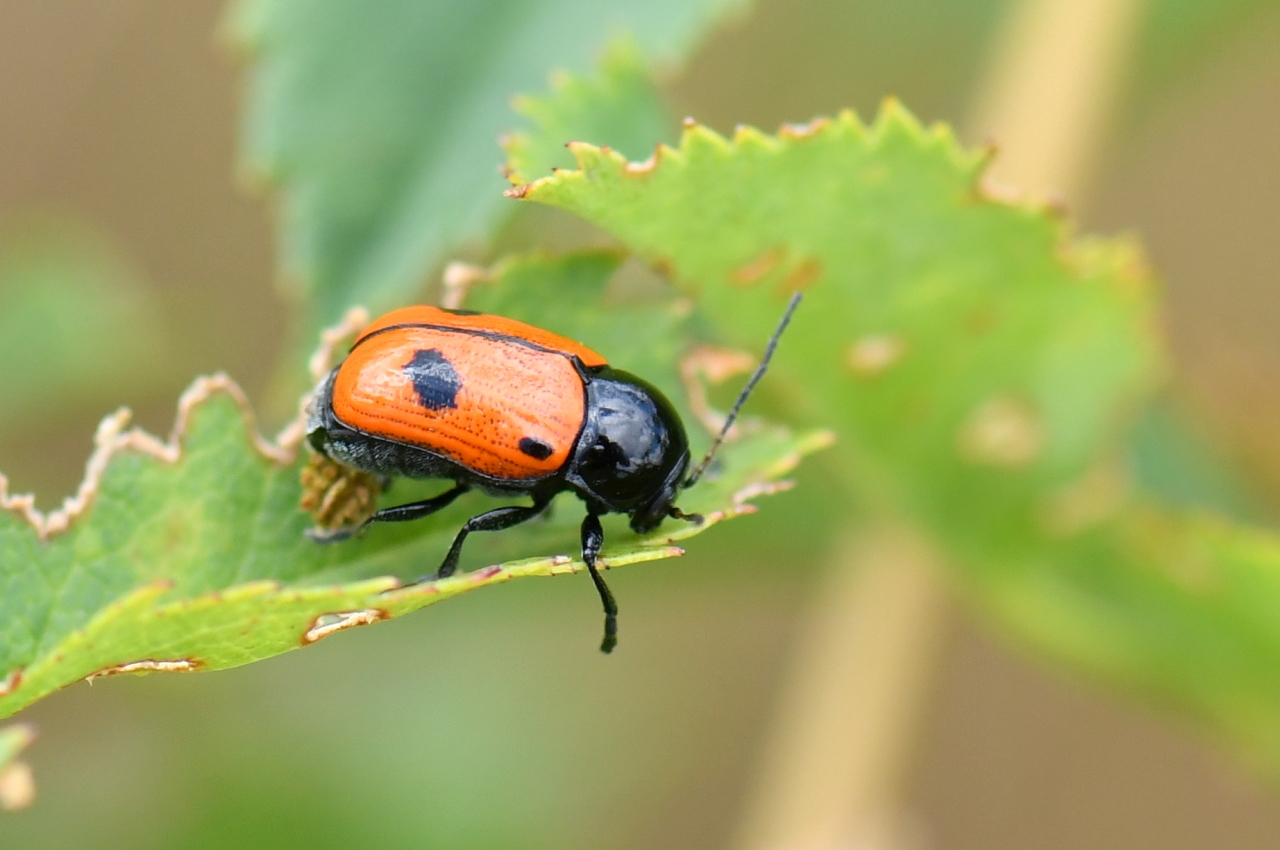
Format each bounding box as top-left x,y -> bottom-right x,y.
580,512 -> 618,654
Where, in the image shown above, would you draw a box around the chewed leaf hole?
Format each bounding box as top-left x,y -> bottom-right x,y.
302,609 -> 390,645
0,669 -> 22,698
87,658 -> 202,681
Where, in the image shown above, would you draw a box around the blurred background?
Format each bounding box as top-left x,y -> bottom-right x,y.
2,0 -> 1280,847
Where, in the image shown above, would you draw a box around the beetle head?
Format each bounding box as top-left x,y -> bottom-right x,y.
567,368 -> 690,532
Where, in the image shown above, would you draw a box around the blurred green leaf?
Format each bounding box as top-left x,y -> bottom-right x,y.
0,251 -> 825,720
0,218 -> 166,433
1127,0 -> 1280,122
504,39 -> 674,186
1127,398 -> 1263,523
510,104 -> 1280,767
225,0 -> 747,335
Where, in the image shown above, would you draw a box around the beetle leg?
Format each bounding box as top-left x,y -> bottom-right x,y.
434,497 -> 552,580
367,483 -> 470,524
306,526 -> 359,544
309,483 -> 470,545
668,506 -> 704,526
580,512 -> 618,654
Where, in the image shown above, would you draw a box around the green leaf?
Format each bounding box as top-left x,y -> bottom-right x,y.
503,39 -> 674,186
511,106 -> 1160,520
0,217 -> 167,434
225,0 -> 745,333
508,105 -> 1280,765
1127,0 -> 1280,124
1127,398 -> 1263,523
0,252 -> 826,720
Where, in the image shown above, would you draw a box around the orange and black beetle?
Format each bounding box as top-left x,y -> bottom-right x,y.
306,296 -> 800,652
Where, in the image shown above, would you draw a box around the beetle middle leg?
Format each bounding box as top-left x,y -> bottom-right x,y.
435,496 -> 553,579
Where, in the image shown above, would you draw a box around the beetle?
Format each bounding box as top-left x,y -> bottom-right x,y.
305,293 -> 801,652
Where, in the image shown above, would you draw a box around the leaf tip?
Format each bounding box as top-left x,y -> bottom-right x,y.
565,140 -> 607,168
872,96 -> 927,142
805,429 -> 838,452
731,124 -> 775,151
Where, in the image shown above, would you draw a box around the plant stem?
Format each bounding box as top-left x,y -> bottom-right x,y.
733,528 -> 946,850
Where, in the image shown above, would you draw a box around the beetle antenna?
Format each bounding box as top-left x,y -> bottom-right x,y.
683,292 -> 802,489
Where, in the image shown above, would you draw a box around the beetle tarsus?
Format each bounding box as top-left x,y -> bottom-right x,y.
581,512 -> 617,653
305,525 -> 362,544
668,506 -> 704,526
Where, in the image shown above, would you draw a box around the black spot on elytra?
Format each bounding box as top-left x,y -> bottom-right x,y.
518,437 -> 554,460
404,349 -> 462,410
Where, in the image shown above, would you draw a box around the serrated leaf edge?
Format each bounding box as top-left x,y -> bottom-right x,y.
0,306 -> 370,543
503,98 -> 1118,239
501,37 -> 658,187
